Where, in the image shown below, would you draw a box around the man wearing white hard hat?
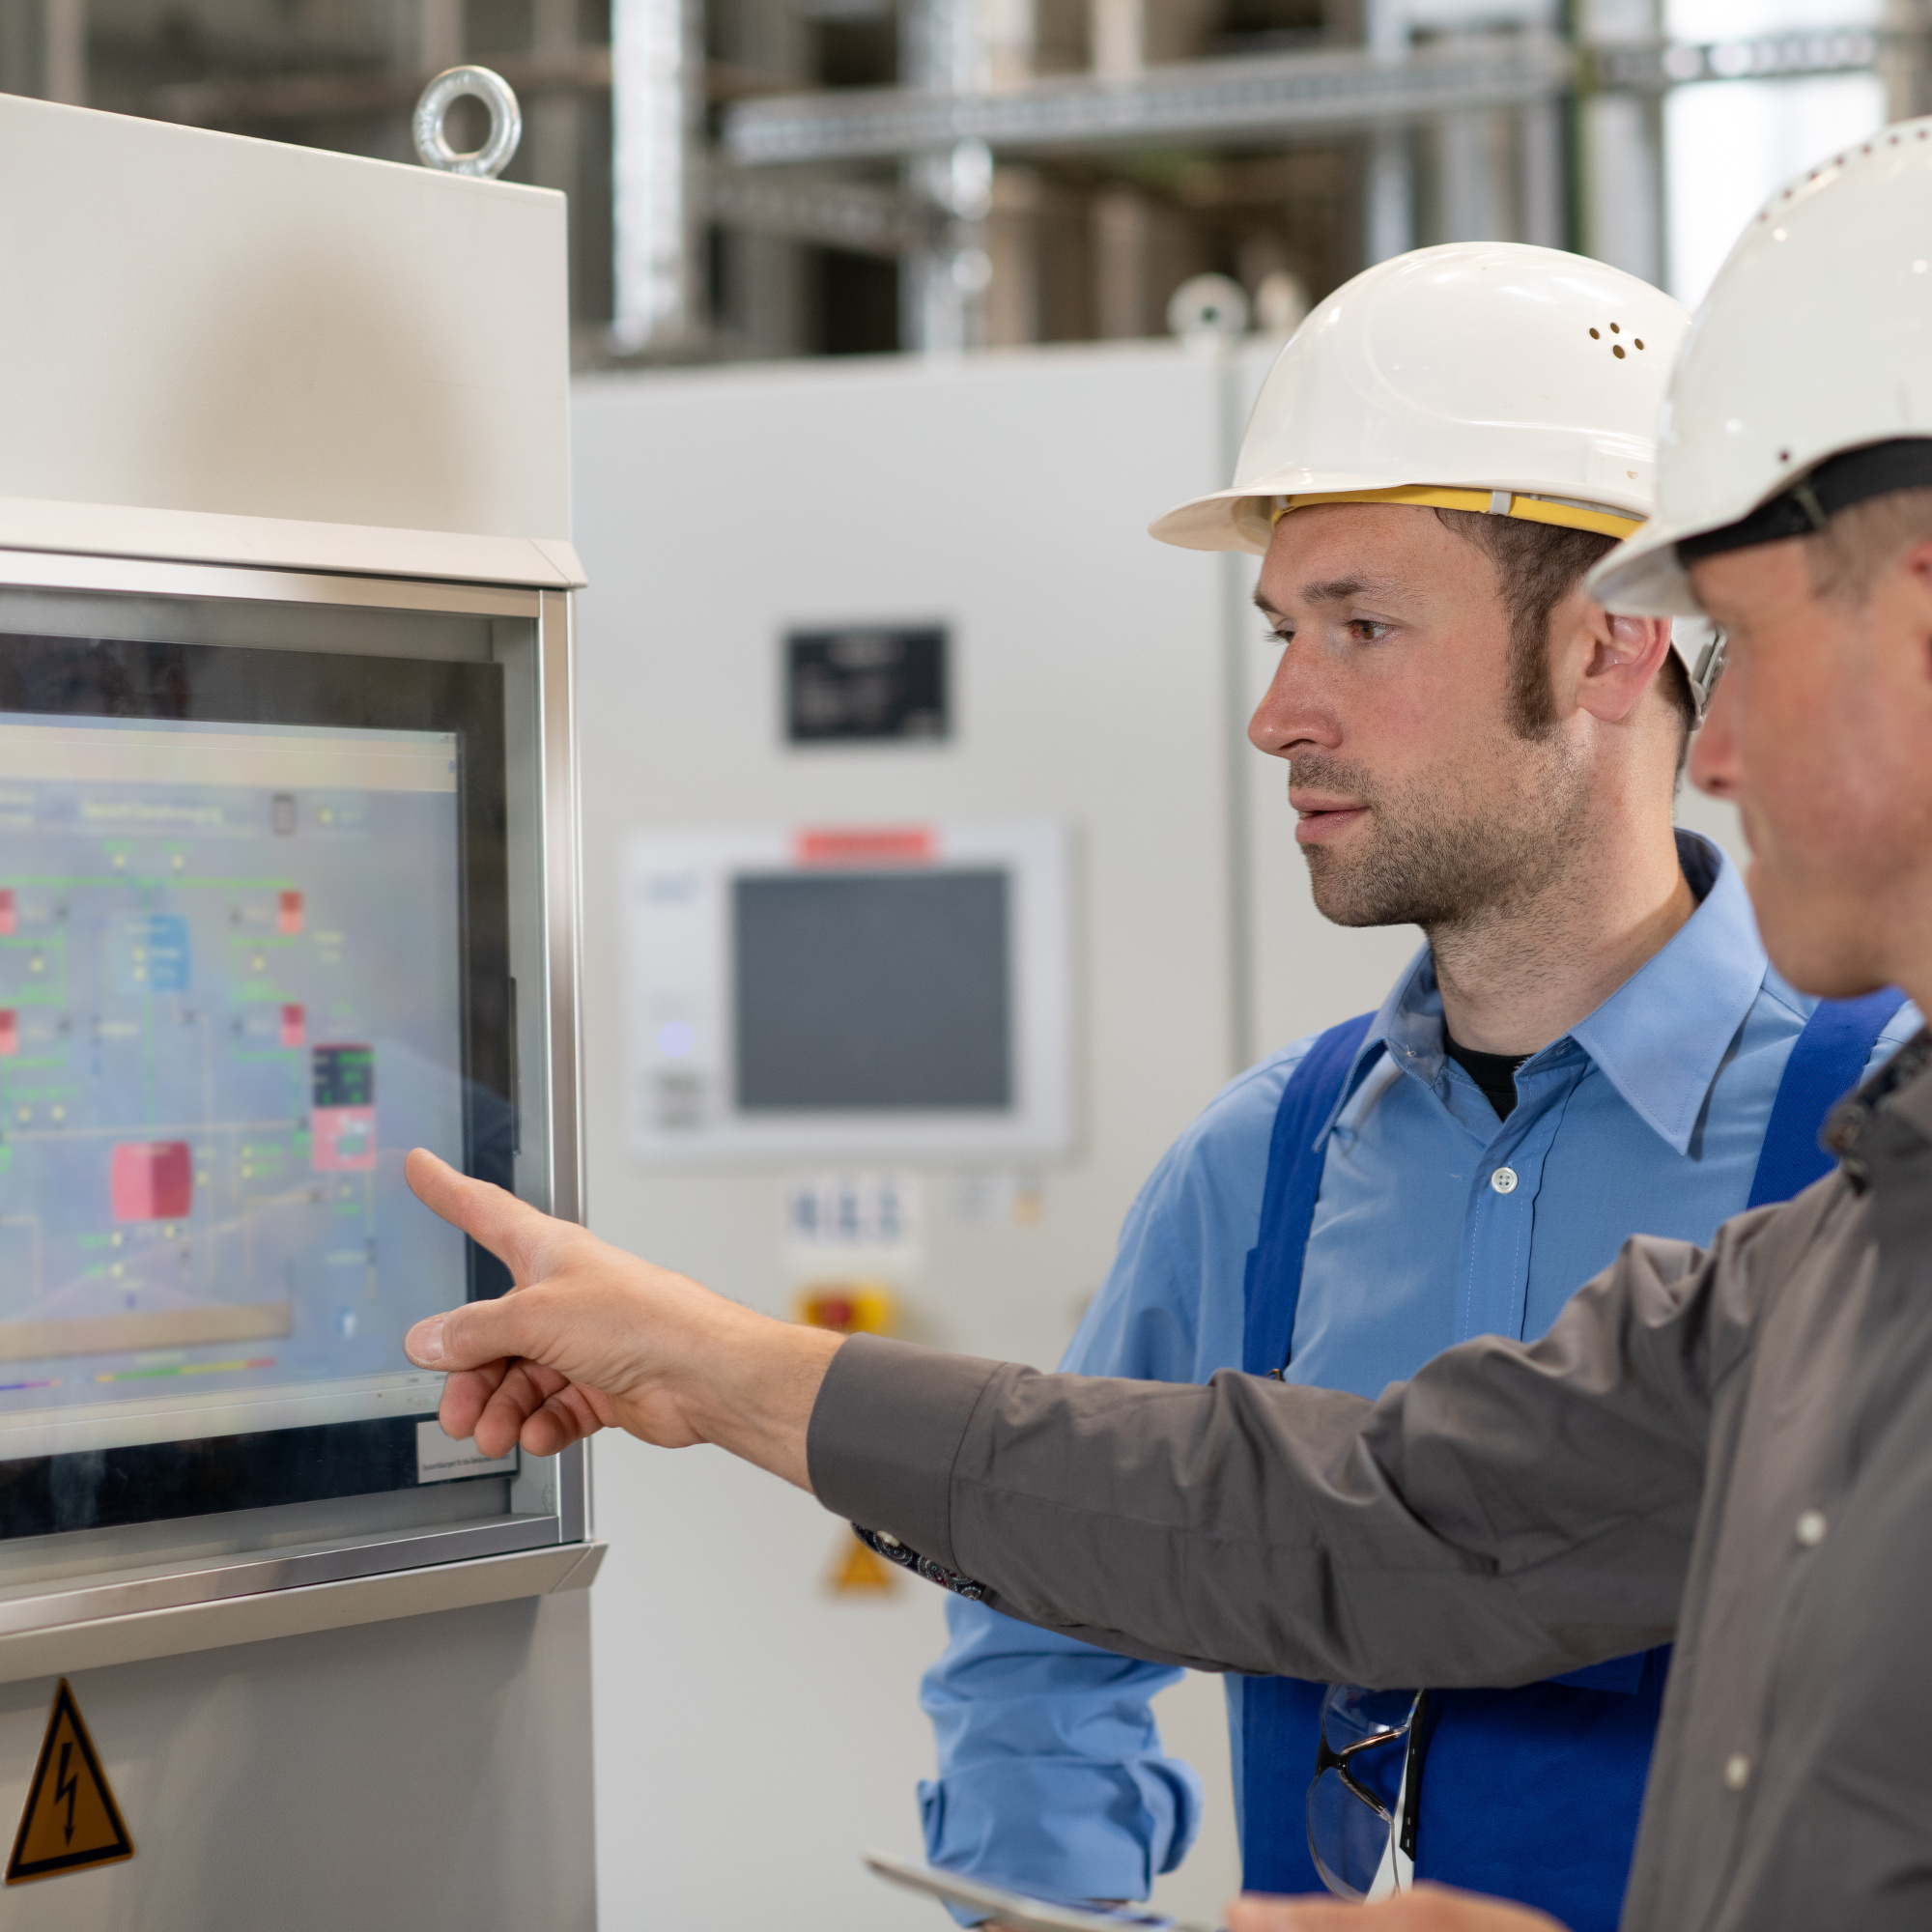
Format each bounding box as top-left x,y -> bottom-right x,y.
394,122 -> 1932,1932
910,242 -> 1909,1931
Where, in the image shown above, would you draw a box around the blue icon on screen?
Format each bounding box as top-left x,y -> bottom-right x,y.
114,914 -> 191,994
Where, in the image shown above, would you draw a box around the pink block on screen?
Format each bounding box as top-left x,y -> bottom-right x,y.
0,1009 -> 15,1056
280,1004 -> 306,1049
277,891 -> 303,936
111,1141 -> 193,1221
0,890 -> 14,936
312,1105 -> 377,1172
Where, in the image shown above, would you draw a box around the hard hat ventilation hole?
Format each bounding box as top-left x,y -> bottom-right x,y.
1613,345 -> 1626,358
1588,327 -> 1601,339
1610,323 -> 1621,333
1778,449 -> 1792,464
1634,338 -> 1645,350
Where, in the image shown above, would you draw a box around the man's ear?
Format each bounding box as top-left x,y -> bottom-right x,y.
1564,595 -> 1674,725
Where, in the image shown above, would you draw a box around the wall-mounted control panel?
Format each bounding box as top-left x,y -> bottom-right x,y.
621,821 -> 1071,1166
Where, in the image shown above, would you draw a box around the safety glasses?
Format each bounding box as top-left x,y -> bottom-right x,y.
1306,1685 -> 1432,1901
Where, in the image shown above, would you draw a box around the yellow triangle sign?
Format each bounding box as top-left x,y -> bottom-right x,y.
830,1532 -> 899,1595
6,1680 -> 134,1886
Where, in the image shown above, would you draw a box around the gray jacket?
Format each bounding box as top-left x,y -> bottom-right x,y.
808,1033 -> 1932,1932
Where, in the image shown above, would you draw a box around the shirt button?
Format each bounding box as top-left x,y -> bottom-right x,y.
1490,1167 -> 1520,1195
1796,1510 -> 1827,1547
1724,1753 -> 1751,1791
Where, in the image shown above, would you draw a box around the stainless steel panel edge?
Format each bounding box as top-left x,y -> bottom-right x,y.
0,1541 -> 608,1688
497,588 -> 589,1541
540,585 -> 585,1231
0,1515 -> 575,1637
540,584 -> 589,1541
0,547 -> 543,618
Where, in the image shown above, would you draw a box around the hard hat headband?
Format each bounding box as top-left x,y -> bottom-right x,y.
1676,439 -> 1932,567
1268,485 -> 1641,541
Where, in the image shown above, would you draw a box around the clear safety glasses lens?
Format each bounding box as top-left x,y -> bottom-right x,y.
1306,1686 -> 1426,1902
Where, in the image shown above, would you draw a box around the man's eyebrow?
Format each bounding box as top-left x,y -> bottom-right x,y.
1253,576 -> 1402,616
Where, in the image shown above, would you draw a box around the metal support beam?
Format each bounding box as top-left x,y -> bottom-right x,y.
724,35 -> 1576,166
42,0 -> 83,103
531,0 -> 583,193
698,166 -> 934,256
1589,27 -> 1887,91
148,46 -> 613,128
611,0 -> 704,353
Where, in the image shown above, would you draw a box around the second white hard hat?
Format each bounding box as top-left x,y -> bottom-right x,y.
1150,242 -> 1691,556
1589,120 -> 1932,618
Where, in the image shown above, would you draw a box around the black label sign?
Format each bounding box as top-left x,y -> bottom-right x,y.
785,626 -> 948,744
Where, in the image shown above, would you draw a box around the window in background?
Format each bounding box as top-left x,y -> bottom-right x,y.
1662,0 -> 1886,306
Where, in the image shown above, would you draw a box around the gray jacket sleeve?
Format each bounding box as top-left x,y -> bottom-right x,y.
808,1213 -> 1779,1686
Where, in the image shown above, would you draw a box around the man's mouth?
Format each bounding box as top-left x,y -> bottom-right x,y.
1292,797 -> 1370,845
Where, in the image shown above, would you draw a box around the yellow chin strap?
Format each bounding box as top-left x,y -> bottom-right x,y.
1266,484 -> 1642,540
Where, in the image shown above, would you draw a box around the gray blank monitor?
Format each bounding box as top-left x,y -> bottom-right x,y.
733,869 -> 1011,1111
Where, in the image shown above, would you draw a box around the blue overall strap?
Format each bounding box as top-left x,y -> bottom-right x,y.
1238,1013 -> 1375,1901
1747,987 -> 1908,1208
1240,1012 -> 1377,1380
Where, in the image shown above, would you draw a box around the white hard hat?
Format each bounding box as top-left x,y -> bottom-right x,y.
1591,120 -> 1932,620
1151,242 -> 1690,557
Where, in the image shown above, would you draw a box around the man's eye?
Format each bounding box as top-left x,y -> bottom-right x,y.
1346,620 -> 1391,642
1262,627 -> 1292,647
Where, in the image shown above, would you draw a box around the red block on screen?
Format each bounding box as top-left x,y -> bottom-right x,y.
277,891 -> 303,936
111,1141 -> 192,1221
280,1004 -> 306,1049
0,890 -> 14,936
0,1010 -> 14,1057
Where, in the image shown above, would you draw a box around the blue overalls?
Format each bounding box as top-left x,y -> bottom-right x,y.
1238,989 -> 1907,1929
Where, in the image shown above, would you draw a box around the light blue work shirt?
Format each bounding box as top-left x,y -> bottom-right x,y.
918,833 -> 1918,1907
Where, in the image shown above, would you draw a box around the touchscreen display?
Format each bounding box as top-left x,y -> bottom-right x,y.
733,870 -> 1011,1111
0,713 -> 469,1458
0,636 -> 512,1531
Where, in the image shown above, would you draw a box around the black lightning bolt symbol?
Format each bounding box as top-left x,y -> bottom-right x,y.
54,1741 -> 77,1845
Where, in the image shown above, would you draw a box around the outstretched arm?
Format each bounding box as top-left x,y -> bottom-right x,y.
407,1145 -> 1752,1685
401,1149 -> 838,1486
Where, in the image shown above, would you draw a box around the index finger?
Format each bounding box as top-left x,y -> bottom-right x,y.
405,1148 -> 560,1282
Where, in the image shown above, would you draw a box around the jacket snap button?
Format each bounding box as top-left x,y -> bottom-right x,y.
1724,1753 -> 1750,1791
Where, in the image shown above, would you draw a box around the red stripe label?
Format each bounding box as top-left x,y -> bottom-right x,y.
793,826 -> 935,866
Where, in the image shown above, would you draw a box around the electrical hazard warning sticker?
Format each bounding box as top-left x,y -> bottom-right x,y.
5,1680 -> 134,1885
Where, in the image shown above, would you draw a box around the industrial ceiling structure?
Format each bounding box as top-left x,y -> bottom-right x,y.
3,1 -> 1925,361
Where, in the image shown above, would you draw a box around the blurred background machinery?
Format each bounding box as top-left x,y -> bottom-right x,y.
3,0 -> 1926,363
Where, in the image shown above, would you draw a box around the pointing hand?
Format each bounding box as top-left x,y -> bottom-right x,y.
401,1149 -> 839,1482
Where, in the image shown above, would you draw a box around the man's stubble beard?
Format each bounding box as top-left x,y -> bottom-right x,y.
1295,744 -> 1591,936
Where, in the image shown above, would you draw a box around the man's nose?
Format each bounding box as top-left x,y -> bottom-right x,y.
1248,641 -> 1342,758
1689,668 -> 1741,801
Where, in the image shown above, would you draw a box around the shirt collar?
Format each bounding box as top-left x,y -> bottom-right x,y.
1317,831 -> 1772,1155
